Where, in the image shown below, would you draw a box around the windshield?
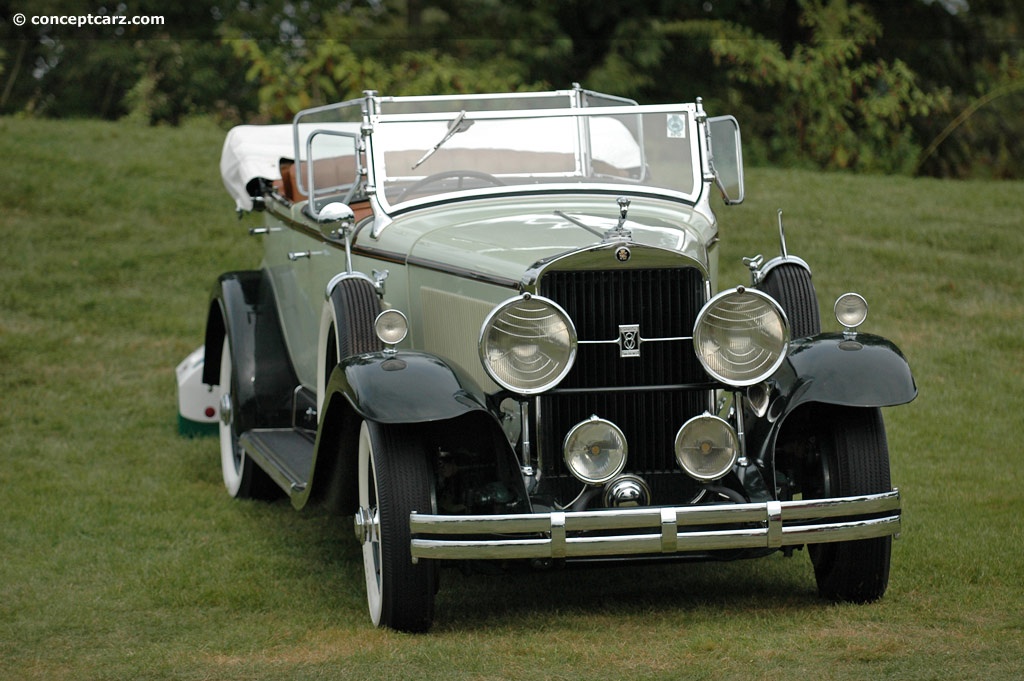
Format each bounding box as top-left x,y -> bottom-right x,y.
370,105 -> 702,210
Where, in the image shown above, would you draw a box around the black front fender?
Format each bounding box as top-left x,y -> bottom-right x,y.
331,350 -> 490,423
746,332 -> 916,473
776,332 -> 917,411
301,351 -> 504,512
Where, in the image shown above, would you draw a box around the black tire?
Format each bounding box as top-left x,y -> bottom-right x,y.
333,278 -> 382,359
760,263 -> 820,339
217,337 -> 276,499
323,278 -> 381,392
804,406 -> 893,603
356,421 -> 437,632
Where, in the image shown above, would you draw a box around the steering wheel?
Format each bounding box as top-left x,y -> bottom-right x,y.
397,170 -> 505,201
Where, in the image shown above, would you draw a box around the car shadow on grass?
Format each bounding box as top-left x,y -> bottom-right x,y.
429,553 -> 824,631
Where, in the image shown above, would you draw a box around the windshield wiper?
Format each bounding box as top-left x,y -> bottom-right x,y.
554,210 -> 605,238
411,110 -> 474,170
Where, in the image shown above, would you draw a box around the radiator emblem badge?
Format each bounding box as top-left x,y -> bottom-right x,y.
618,324 -> 641,358
614,246 -> 631,262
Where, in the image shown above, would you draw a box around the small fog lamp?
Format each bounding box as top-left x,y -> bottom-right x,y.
374,309 -> 408,350
674,414 -> 739,482
834,293 -> 868,334
563,416 -> 628,485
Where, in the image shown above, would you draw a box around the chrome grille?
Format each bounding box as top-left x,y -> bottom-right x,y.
537,267 -> 711,501
541,268 -> 707,389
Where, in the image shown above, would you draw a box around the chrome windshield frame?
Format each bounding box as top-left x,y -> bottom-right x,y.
363,103 -> 705,217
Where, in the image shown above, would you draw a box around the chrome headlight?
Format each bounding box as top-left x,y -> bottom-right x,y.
479,294 -> 577,394
674,413 -> 739,481
563,416 -> 628,485
694,287 -> 789,386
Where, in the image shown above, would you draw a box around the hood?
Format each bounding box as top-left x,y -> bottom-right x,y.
380,195 -> 715,284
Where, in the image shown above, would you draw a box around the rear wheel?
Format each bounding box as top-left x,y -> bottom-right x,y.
355,420 -> 437,632
804,405 -> 893,602
217,337 -> 275,499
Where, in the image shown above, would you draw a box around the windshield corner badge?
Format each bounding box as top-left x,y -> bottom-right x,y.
618,324 -> 641,358
667,113 -> 686,139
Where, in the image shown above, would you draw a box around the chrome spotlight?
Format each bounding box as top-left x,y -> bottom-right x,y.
374,309 -> 409,353
834,292 -> 868,336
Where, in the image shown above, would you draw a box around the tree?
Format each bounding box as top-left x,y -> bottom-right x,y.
1,0 -> 1019,177
226,2 -> 547,122
569,0 -> 951,173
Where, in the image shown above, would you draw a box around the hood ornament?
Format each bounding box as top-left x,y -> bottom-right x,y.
606,197 -> 632,262
605,196 -> 632,241
617,196 -> 631,222
605,197 -> 633,262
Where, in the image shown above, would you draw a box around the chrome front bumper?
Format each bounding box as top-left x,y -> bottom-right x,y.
409,490 -> 900,561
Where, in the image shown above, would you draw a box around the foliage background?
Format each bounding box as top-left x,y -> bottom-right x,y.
1,0 -> 1023,178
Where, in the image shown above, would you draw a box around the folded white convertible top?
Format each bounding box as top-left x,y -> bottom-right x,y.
219,124 -> 294,212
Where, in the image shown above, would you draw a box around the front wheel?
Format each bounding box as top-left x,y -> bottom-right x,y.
355,420 -> 437,632
804,406 -> 893,602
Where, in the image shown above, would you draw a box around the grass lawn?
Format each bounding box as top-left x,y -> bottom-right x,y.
1,115 -> 1022,680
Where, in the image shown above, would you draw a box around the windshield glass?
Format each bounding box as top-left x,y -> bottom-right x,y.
370,106 -> 701,210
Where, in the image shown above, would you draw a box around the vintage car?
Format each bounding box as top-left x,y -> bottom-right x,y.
178,85 -> 916,632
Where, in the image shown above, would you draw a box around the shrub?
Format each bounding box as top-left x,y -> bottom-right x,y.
660,0 -> 950,174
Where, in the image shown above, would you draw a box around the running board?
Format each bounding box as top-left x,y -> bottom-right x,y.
239,428 -> 315,495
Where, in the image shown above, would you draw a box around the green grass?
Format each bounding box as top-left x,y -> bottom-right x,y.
2,116 -> 1022,680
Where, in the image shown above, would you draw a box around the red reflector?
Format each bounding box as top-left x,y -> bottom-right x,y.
205,407 -> 216,418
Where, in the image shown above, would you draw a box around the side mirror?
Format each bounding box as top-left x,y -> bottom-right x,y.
708,116 -> 745,205
316,202 -> 355,241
